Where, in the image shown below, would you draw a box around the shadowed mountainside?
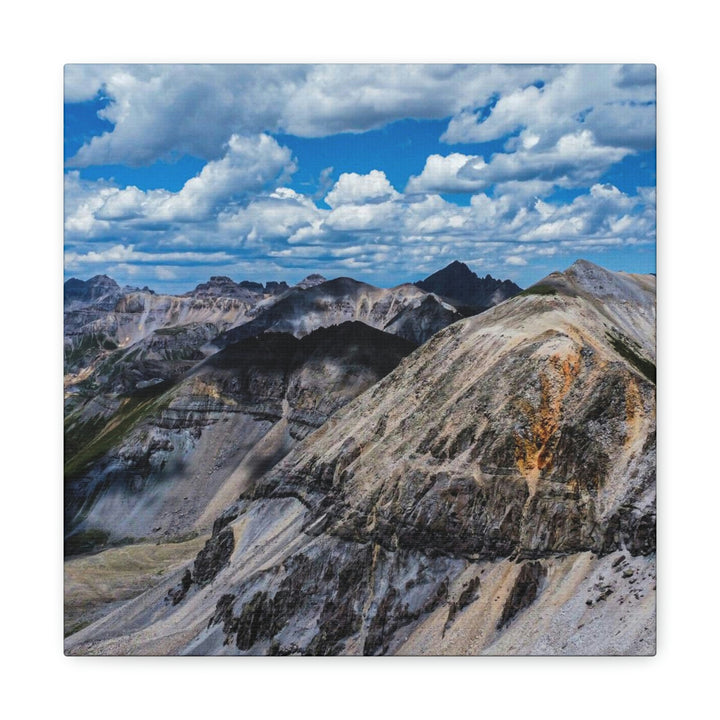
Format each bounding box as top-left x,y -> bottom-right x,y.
65,322 -> 417,550
416,260 -> 522,309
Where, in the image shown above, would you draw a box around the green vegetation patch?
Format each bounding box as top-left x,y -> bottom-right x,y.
64,413 -> 112,462
65,332 -> 111,367
64,528 -> 110,557
64,392 -> 172,481
606,331 -> 656,384
519,284 -> 558,296
164,531 -> 199,545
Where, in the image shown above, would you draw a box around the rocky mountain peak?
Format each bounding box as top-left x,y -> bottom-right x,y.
64,259 -> 656,657
185,276 -> 263,299
528,260 -> 656,333
265,281 -> 290,295
64,274 -> 121,304
184,276 -> 290,298
565,259 -> 651,300
416,261 -> 522,309
295,274 -> 327,289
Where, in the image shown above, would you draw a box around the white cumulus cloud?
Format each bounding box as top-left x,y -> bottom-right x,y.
65,64 -> 560,167
406,154 -> 487,194
442,64 -> 655,152
67,134 -> 295,233
325,170 -> 399,208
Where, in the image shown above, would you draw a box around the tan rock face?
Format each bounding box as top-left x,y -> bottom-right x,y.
65,262 -> 656,656
252,266 -> 655,562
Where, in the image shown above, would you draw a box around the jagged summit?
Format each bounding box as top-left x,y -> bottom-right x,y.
295,274 -> 327,289
565,259 -> 655,304
416,261 -> 522,308
185,276 -> 289,298
211,275 -> 431,349
64,274 -> 122,305
185,276 -> 251,298
64,274 -> 119,293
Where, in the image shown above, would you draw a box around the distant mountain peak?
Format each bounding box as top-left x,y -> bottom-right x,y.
296,274 -> 327,290
426,260 -> 474,278
416,261 -> 521,309
185,276 -> 289,298
185,276 -> 253,298
446,259 -> 469,270
64,274 -> 121,305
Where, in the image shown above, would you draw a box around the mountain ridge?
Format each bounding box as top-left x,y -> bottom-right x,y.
65,260 -> 656,656
64,261 -> 522,303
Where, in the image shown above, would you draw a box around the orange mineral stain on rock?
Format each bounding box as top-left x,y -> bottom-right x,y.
514,350 -> 581,496
624,375 -> 643,446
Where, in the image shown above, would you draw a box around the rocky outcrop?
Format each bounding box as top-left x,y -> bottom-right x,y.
497,561 -> 546,628
185,276 -> 289,299
167,569 -> 193,606
193,527 -> 235,585
64,275 -> 122,307
265,281 -> 290,295
295,274 -> 327,289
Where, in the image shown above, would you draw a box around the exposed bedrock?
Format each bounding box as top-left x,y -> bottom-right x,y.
64,322 -> 417,546
65,262 -> 656,656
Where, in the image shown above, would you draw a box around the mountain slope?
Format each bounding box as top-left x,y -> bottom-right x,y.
212,277 -> 450,349
382,294 -> 469,345
64,289 -> 261,381
64,322 -> 417,550
65,261 -> 656,656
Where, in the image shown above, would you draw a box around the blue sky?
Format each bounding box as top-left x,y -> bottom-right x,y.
64,64 -> 656,293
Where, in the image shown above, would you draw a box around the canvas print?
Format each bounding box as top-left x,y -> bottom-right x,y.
63,64 -> 656,655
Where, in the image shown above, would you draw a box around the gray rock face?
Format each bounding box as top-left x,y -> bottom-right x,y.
383,294 -> 470,345
295,274 -> 327,289
184,276 -> 289,299
65,262 -> 656,657
212,277 -> 453,349
64,272 -> 303,385
497,561 -> 546,628
184,276 -> 263,300
193,527 -> 235,585
64,290 -> 260,379
64,275 -> 122,307
70,322 -> 221,398
64,322 -> 417,546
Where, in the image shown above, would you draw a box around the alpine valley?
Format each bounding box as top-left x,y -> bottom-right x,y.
63,259 -> 656,655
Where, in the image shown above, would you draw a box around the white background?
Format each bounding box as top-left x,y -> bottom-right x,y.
1,2 -> 715,717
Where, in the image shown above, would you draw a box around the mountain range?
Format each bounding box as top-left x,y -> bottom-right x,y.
63,260 -> 655,655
